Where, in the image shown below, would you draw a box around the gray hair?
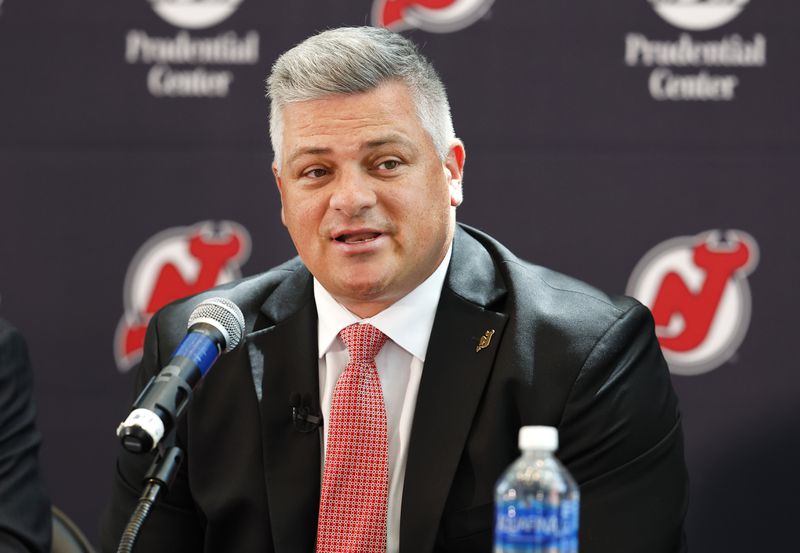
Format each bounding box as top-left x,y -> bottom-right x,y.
266,26 -> 456,168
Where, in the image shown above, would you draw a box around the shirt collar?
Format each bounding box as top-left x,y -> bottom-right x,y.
314,243 -> 452,361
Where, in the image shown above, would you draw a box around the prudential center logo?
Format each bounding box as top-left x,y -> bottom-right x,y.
626,0 -> 764,101
126,0 -> 259,98
648,0 -> 750,31
148,0 -> 244,30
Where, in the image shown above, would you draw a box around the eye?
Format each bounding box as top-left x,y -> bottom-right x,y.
377,159 -> 401,171
303,167 -> 328,179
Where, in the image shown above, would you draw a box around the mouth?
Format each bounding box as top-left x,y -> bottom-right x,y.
332,230 -> 383,244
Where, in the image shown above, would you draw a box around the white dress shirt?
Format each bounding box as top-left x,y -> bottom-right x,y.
313,244 -> 452,553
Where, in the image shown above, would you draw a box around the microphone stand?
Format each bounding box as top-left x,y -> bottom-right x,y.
116,443 -> 184,553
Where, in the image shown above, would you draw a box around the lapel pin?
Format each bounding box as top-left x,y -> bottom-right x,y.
475,329 -> 495,353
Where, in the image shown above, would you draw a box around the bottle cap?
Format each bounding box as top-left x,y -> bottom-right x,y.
519,426 -> 558,452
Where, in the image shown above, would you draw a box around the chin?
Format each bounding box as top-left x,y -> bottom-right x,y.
332,270 -> 394,301
338,279 -> 387,301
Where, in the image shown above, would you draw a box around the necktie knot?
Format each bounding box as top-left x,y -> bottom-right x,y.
339,323 -> 388,364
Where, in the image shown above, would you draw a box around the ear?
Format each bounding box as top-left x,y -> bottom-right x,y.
444,141 -> 466,207
272,163 -> 287,226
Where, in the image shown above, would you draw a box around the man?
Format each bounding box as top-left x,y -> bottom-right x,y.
0,318 -> 51,553
102,27 -> 687,552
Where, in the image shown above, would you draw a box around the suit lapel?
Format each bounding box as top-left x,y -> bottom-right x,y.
246,268 -> 321,553
400,228 -> 508,553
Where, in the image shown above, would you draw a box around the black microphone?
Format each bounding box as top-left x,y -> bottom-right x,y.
290,392 -> 323,433
117,297 -> 245,453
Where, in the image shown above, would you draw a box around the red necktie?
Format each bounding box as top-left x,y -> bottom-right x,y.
317,323 -> 389,553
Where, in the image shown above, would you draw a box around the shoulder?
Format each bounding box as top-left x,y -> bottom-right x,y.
147,257 -> 309,350
458,224 -> 644,334
455,224 -> 660,400
507,257 -> 644,340
0,317 -> 21,347
0,318 -> 31,380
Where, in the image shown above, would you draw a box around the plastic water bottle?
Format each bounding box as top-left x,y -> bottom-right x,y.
494,426 -> 580,552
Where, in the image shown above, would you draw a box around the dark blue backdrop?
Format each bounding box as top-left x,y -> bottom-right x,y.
1,1 -> 797,550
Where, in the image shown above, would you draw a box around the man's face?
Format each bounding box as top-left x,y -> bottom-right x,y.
273,80 -> 465,318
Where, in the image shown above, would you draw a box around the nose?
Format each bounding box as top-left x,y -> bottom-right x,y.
328,167 -> 377,217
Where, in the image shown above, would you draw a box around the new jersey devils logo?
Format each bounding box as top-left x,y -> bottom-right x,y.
627,230 -> 758,375
372,0 -> 494,33
114,221 -> 251,372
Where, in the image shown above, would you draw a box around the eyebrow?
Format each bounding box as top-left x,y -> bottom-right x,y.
363,134 -> 415,150
286,134 -> 416,166
285,147 -> 332,167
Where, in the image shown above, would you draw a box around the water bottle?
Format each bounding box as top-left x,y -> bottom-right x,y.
494,426 -> 580,552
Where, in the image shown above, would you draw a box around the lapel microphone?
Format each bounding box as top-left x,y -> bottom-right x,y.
290,392 -> 323,432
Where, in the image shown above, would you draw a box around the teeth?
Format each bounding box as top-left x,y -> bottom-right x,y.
341,232 -> 379,244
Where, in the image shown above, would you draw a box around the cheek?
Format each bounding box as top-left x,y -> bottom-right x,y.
284,194 -> 325,232
407,181 -> 452,228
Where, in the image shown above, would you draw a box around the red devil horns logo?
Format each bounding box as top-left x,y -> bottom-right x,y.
627,230 -> 759,375
372,0 -> 494,33
114,221 -> 251,371
651,238 -> 752,352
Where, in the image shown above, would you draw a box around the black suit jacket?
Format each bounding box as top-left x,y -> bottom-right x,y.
0,319 -> 51,553
102,225 -> 688,553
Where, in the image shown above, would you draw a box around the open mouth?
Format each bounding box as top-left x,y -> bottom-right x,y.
334,231 -> 382,244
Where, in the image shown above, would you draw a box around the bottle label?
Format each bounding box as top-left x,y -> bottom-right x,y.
495,499 -> 579,552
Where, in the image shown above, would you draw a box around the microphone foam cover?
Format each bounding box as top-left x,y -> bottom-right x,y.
188,297 -> 245,352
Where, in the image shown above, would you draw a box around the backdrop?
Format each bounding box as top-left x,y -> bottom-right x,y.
1,1 -> 797,550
